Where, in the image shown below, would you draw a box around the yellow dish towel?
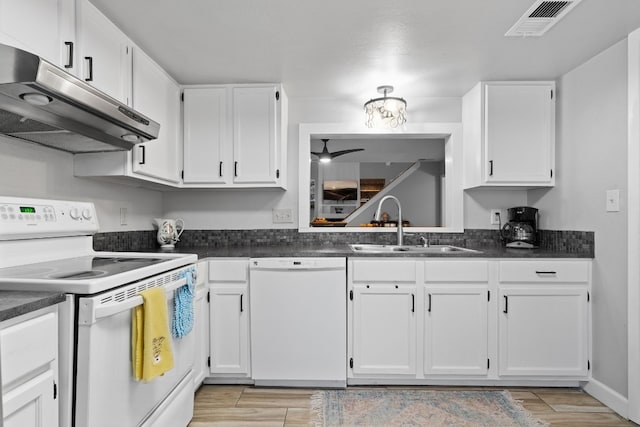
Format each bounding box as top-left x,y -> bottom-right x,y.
132,287 -> 174,382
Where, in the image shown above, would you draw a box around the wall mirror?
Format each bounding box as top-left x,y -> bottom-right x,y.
298,123 -> 464,233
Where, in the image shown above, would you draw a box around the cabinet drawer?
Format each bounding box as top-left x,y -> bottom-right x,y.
424,260 -> 489,282
209,259 -> 249,282
499,260 -> 590,283
1,312 -> 57,387
351,260 -> 416,283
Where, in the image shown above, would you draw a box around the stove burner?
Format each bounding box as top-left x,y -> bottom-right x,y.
50,270 -> 108,280
0,255 -> 175,282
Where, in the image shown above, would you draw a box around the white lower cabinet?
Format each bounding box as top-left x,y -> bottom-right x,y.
207,259 -> 251,379
351,285 -> 417,375
423,260 -> 489,376
4,371 -> 56,427
1,306 -> 59,427
349,259 -> 417,377
348,258 -> 591,384
498,260 -> 590,378
424,287 -> 488,376
201,257 -> 591,386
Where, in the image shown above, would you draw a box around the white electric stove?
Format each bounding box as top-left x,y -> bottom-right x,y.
0,196 -> 198,427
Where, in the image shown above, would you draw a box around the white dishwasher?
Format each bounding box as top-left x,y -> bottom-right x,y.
249,257 -> 347,387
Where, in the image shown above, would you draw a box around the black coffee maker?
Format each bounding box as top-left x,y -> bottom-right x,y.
501,207 -> 538,248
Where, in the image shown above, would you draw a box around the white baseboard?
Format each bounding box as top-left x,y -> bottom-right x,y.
582,378 -> 628,419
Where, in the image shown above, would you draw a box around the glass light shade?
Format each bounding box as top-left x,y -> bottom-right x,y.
364,94 -> 407,128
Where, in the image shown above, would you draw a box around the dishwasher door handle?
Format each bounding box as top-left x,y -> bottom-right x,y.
250,258 -> 346,271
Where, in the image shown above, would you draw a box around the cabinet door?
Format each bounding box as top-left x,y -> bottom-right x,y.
193,286 -> 208,389
352,285 -> 416,375
499,286 -> 589,377
208,284 -> 250,376
76,0 -> 131,104
183,87 -> 229,184
424,286 -> 488,376
0,0 -> 74,70
131,48 -> 181,183
232,86 -> 278,184
3,370 -> 57,427
485,83 -> 554,184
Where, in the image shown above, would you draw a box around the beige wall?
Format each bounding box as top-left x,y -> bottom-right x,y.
0,136 -> 163,232
530,39 -> 629,397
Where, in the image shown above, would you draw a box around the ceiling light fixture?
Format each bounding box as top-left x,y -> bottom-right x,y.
364,85 -> 407,129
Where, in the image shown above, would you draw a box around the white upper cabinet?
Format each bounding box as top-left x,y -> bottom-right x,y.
463,81 -> 555,188
232,86 -> 279,185
130,47 -> 181,184
75,0 -> 132,104
0,0 -> 76,72
183,87 -> 228,184
182,84 -> 287,189
73,3 -> 182,187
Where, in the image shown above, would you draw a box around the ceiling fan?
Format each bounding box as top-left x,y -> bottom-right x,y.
311,139 -> 364,163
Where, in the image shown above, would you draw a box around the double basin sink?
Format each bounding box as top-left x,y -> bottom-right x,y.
349,243 -> 481,254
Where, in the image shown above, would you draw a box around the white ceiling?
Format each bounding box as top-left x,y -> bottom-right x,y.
91,0 -> 640,103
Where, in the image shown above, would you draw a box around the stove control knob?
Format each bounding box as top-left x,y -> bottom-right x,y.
82,209 -> 92,220
69,207 -> 80,220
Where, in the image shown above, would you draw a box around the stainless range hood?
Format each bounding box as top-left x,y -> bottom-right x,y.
0,43 -> 160,153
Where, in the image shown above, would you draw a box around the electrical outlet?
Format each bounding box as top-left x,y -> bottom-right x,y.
120,207 -> 127,225
272,208 -> 293,223
490,209 -> 501,225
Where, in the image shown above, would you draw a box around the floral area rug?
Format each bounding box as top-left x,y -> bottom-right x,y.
311,389 -> 548,427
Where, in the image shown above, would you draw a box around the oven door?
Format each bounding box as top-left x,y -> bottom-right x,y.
75,266 -> 196,427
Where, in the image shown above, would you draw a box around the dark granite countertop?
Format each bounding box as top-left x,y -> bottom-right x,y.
0,291 -> 66,323
143,243 -> 593,259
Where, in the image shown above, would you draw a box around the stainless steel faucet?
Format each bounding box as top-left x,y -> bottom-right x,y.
374,195 -> 403,246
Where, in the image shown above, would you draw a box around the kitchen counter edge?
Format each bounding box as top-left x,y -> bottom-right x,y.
146,244 -> 594,259
0,291 -> 66,323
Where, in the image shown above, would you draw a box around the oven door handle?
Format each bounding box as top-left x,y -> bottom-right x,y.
79,278 -> 187,324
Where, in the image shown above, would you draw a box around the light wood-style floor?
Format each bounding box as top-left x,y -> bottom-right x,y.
189,385 -> 637,426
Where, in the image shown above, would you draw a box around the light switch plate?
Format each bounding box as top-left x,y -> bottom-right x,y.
606,189 -> 620,212
272,208 -> 293,223
120,207 -> 127,225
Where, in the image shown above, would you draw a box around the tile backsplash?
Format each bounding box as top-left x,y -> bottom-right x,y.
93,228 -> 594,257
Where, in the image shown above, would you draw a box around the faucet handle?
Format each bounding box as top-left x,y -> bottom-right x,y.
404,233 -> 430,247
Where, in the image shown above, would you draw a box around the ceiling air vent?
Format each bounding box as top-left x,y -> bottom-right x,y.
505,0 -> 583,37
